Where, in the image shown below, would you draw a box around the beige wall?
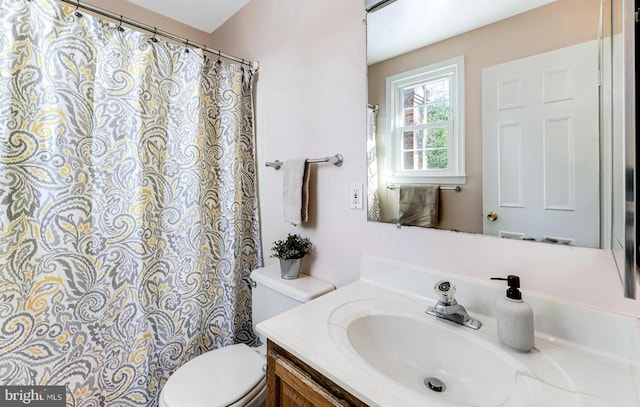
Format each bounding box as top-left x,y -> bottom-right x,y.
208,0 -> 367,288
368,0 -> 601,233
82,0 -> 211,45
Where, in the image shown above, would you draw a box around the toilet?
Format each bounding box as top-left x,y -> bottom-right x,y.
158,265 -> 335,407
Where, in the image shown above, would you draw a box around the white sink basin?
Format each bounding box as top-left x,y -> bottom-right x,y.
328,297 -> 578,407
347,314 -> 526,406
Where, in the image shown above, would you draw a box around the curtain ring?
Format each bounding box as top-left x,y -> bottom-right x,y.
184,39 -> 190,53
74,0 -> 82,17
216,51 -> 222,64
151,27 -> 158,43
117,15 -> 124,32
201,43 -> 208,61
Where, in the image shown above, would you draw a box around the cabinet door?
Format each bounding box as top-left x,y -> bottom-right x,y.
268,354 -> 348,407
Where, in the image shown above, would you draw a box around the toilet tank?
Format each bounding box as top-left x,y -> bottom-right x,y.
250,265 -> 335,333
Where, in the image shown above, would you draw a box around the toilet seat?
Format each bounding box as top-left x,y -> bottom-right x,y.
159,344 -> 266,407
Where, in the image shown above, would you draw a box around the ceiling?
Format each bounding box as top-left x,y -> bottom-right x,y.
125,0 -> 556,58
367,0 -> 556,65
126,0 -> 251,33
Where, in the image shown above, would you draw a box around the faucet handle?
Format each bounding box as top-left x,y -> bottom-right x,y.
434,280 -> 456,304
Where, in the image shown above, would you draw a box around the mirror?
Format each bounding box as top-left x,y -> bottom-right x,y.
367,0 -> 606,242
366,0 -> 636,297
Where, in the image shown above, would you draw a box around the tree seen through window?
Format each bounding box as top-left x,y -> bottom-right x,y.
400,77 -> 451,171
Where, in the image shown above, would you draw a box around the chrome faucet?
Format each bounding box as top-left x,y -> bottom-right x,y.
426,280 -> 482,330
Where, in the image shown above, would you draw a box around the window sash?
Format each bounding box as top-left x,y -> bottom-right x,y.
385,56 -> 465,183
397,122 -> 454,172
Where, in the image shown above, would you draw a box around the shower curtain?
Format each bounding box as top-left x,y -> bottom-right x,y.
367,105 -> 381,222
0,0 -> 262,405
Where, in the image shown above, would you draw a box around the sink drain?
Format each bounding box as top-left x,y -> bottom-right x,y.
424,377 -> 446,393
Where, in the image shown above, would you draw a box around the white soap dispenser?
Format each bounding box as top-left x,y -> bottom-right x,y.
490,275 -> 534,352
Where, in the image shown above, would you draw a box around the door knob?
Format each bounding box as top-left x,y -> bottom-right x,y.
487,211 -> 498,221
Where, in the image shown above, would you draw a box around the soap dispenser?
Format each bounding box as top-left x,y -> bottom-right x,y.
490,275 -> 534,352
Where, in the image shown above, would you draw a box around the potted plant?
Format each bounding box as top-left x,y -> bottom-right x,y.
270,233 -> 312,279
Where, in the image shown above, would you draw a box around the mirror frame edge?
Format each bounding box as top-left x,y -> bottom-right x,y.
623,0 -> 637,299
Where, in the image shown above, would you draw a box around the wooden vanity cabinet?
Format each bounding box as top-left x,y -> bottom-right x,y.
266,340 -> 368,407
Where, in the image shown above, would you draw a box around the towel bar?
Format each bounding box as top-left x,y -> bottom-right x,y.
387,184 -> 462,192
265,154 -> 343,170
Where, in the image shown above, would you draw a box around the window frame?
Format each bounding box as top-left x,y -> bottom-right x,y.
385,55 -> 466,184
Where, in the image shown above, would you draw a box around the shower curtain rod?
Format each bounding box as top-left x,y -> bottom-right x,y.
57,0 -> 259,72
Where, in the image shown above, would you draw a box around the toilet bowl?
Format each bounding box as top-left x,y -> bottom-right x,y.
159,344 -> 267,407
158,266 -> 335,407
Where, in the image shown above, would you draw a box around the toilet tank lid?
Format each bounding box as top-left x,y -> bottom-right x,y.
250,265 -> 335,302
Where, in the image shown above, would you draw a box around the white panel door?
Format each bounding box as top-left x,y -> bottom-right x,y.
482,40 -> 599,247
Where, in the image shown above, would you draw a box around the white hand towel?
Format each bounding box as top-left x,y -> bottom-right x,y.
283,158 -> 310,225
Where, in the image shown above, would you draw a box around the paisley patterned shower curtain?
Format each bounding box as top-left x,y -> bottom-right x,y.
0,0 -> 262,405
367,105 -> 381,222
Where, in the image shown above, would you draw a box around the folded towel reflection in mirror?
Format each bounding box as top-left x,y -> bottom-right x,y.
398,185 -> 440,228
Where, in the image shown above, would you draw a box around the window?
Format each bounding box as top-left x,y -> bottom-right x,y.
386,56 -> 465,184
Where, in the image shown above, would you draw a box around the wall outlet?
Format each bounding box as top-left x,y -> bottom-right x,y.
350,183 -> 363,209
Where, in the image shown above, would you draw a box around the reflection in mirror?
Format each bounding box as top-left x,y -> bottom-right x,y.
368,0 -> 609,246
366,0 -> 636,297
620,0 -> 637,299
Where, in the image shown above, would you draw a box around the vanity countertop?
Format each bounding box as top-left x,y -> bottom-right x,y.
256,258 -> 640,407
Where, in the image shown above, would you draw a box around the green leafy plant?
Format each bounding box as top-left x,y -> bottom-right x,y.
270,233 -> 312,260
